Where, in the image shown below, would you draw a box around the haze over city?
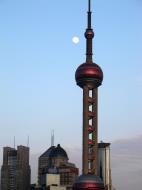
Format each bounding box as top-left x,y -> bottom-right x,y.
0,0 -> 142,189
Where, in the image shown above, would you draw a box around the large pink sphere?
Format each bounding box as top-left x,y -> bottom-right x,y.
75,63 -> 103,88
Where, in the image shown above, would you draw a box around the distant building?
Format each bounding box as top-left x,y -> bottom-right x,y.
98,142 -> 112,190
38,146 -> 55,183
46,174 -> 66,190
32,174 -> 67,190
38,144 -> 78,189
1,145 -> 31,190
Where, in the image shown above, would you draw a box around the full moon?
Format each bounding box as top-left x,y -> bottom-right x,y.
72,36 -> 79,44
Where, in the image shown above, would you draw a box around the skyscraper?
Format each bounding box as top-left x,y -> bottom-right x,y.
38,144 -> 78,189
73,1 -> 105,190
1,145 -> 31,190
98,142 -> 112,190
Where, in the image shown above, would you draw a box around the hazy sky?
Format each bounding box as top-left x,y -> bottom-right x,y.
0,0 -> 142,188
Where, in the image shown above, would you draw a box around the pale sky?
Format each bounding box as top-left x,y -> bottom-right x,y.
0,0 -> 142,189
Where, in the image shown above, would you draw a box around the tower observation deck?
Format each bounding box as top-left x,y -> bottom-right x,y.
73,1 -> 105,190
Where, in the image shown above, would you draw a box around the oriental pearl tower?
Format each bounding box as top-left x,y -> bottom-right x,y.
73,1 -> 105,190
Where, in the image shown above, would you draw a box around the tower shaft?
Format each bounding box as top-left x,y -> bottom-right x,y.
74,1 -> 104,189
83,86 -> 98,175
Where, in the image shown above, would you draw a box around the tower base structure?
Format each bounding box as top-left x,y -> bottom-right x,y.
73,174 -> 105,190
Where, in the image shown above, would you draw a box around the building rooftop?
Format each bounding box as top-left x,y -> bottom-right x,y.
50,144 -> 68,160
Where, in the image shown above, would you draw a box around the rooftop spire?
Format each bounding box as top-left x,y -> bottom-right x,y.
85,0 -> 94,63
51,130 -> 54,146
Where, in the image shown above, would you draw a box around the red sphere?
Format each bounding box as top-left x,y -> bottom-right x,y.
73,174 -> 104,190
75,63 -> 103,88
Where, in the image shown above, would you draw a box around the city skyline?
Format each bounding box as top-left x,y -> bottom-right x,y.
0,0 -> 142,189
0,0 -> 142,148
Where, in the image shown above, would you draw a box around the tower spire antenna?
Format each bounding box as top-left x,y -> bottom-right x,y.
88,0 -> 92,29
85,0 -> 94,63
88,0 -> 91,12
74,0 -> 104,189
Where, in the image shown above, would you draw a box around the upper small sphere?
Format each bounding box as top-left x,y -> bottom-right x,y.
75,62 -> 103,88
85,29 -> 94,39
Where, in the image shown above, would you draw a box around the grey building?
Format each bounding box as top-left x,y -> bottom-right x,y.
98,142 -> 112,190
1,145 -> 31,190
38,144 -> 78,189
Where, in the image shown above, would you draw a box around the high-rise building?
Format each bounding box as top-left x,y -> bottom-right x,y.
73,0 -> 105,190
1,145 -> 31,190
98,142 -> 112,190
38,144 -> 78,189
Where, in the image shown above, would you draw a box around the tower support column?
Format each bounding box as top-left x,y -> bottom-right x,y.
83,85 -> 89,175
92,88 -> 98,175
73,0 -> 105,189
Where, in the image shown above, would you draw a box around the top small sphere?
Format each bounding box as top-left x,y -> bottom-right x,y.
75,62 -> 103,88
85,29 -> 94,39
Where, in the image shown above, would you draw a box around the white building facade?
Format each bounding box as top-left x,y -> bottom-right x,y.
98,142 -> 112,190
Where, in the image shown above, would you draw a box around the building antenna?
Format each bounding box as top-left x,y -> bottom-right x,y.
51,130 -> 54,146
27,135 -> 29,147
14,136 -> 15,149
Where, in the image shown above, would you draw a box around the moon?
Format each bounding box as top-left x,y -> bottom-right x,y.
72,36 -> 79,44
